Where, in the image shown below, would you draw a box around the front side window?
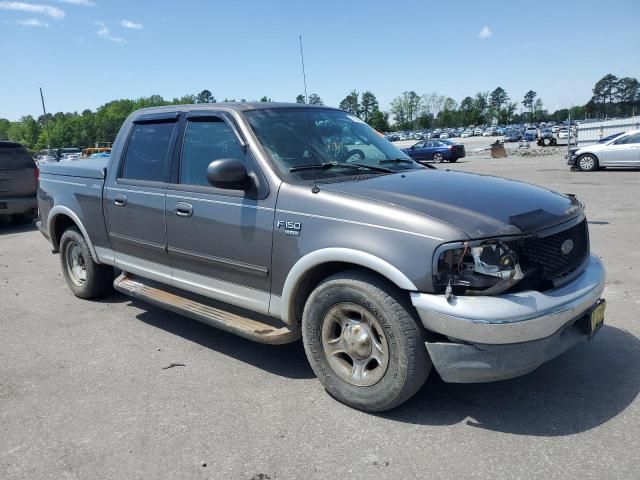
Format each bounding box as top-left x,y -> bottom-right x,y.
121,122 -> 176,182
244,108 -> 421,182
614,133 -> 640,145
180,119 -> 245,186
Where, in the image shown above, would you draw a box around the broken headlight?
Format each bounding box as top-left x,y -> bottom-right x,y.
434,240 -> 524,297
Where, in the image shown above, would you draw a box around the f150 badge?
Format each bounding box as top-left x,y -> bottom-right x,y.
277,220 -> 302,236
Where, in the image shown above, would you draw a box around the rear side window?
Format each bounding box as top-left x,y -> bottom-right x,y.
0,144 -> 34,169
120,122 -> 176,182
180,119 -> 245,186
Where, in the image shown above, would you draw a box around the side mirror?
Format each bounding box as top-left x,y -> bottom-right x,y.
207,158 -> 249,189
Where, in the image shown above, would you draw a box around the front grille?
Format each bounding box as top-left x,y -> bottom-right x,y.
512,219 -> 589,284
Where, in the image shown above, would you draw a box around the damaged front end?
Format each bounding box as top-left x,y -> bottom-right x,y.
434,239 -> 524,298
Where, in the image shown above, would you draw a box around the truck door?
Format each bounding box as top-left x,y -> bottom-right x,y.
165,112 -> 275,314
104,113 -> 179,280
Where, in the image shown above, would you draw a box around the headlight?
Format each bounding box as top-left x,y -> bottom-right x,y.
434,240 -> 524,297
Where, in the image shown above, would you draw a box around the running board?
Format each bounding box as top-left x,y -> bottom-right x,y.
114,274 -> 300,345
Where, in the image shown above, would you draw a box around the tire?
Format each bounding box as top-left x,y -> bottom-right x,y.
577,154 -> 599,172
59,227 -> 113,299
301,270 -> 431,412
542,138 -> 551,146
433,153 -> 444,163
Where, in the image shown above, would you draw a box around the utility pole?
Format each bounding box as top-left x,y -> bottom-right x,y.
39,87 -> 51,152
298,35 -> 308,104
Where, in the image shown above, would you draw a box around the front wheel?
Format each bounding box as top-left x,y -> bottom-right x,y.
433,153 -> 444,163
578,154 -> 599,172
60,227 -> 113,299
302,271 -> 431,412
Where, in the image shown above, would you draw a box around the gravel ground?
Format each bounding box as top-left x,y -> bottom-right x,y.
1,153 -> 639,480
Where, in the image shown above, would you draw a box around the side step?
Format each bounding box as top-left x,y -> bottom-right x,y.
114,274 -> 300,345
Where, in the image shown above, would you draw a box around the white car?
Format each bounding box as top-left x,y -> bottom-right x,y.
570,130 -> 640,171
461,130 -> 473,138
482,129 -> 495,137
558,129 -> 574,139
473,128 -> 483,136
440,132 -> 449,139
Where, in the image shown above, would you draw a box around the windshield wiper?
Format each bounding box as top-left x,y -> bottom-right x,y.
289,162 -> 392,174
378,158 -> 414,164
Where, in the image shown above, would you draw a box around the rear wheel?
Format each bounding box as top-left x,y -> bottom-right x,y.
302,271 -> 431,412
433,153 -> 444,163
60,227 -> 113,299
578,154 -> 599,172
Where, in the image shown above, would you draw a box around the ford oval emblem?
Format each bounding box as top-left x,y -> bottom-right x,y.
561,239 -> 574,255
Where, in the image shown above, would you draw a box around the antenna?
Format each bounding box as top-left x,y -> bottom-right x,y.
298,35 -> 308,104
39,87 -> 51,152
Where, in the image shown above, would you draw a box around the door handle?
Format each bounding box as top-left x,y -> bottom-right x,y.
175,202 -> 193,217
113,194 -> 127,206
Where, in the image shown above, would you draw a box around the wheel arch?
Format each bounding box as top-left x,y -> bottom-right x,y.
273,248 -> 418,325
48,205 -> 99,263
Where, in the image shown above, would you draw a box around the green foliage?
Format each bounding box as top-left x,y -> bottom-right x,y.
339,90 -> 360,115
308,93 -> 323,105
196,90 -> 216,104
295,94 -> 305,103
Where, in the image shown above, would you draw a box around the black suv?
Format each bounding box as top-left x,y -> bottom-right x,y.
0,141 -> 37,224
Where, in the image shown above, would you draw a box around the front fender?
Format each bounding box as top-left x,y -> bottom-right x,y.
271,247 -> 418,324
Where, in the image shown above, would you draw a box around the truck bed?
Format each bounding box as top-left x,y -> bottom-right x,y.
39,158 -> 108,179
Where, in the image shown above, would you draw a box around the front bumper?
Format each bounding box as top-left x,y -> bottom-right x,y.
411,254 -> 606,382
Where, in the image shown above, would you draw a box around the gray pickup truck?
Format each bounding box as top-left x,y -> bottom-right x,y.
37,103 -> 606,411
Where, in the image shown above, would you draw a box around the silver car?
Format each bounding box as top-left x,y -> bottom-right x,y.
570,129 -> 640,171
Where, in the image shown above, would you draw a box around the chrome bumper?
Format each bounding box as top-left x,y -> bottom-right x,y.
411,254 -> 605,345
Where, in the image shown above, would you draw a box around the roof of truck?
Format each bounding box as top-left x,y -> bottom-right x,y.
132,102 -> 339,116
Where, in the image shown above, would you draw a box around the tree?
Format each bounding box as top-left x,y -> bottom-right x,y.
389,91 -> 422,129
368,109 -> 390,132
472,92 -> 489,124
522,90 -> 537,119
489,87 -> 509,110
295,94 -> 305,103
196,90 -> 216,104
0,118 -> 10,140
259,96 -> 272,102
359,91 -> 379,123
459,96 -> 475,125
339,90 -> 360,115
308,93 -> 323,105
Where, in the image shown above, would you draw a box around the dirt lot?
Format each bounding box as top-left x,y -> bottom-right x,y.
1,151 -> 639,480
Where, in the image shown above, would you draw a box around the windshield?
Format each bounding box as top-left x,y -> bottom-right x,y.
244,108 -> 421,182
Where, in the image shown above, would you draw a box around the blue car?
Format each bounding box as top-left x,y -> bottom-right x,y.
402,139 -> 466,163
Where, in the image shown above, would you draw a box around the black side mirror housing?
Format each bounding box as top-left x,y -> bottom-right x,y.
207,158 -> 249,189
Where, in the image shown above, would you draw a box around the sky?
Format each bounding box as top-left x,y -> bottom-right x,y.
1,0 -> 639,121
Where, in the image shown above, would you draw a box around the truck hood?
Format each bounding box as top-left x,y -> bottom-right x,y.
321,169 -> 582,238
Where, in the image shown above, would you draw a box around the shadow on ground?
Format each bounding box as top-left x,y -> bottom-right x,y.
131,298 -> 314,380
0,218 -> 36,235
383,325 -> 640,436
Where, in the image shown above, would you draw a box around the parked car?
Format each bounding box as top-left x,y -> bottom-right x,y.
0,141 -> 38,224
402,139 -> 466,163
524,128 -> 538,141
568,129 -> 640,171
504,130 -> 522,142
473,127 -> 483,136
482,128 -> 495,137
460,129 -> 473,138
439,132 -> 449,139
37,102 -> 606,412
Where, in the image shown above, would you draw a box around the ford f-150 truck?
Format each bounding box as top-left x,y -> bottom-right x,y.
37,103 -> 606,412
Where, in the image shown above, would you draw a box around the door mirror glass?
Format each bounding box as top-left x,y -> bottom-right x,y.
207,158 -> 248,189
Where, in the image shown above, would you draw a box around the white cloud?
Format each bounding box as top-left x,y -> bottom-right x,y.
0,1 -> 65,19
55,0 -> 94,5
120,19 -> 142,30
478,25 -> 492,39
16,17 -> 49,27
97,25 -> 125,43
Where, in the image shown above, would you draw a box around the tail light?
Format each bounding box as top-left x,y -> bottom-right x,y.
34,165 -> 39,182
